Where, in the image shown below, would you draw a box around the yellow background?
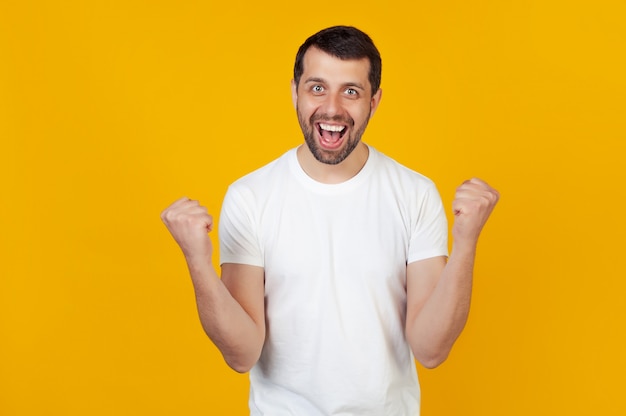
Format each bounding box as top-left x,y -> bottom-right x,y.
1,0 -> 625,414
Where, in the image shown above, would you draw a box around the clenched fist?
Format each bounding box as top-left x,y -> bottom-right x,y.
451,178 -> 499,245
161,197 -> 214,261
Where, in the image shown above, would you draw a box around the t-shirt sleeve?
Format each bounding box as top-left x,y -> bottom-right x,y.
407,181 -> 449,264
218,185 -> 264,267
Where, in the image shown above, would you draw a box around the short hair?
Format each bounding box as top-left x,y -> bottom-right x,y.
293,26 -> 382,96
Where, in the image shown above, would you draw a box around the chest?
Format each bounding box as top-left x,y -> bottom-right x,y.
260,185 -> 410,290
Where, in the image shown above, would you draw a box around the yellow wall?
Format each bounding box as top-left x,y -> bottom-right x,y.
1,1 -> 624,414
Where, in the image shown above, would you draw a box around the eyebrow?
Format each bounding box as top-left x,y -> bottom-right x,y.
304,77 -> 366,91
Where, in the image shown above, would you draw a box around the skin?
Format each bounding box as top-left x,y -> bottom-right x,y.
293,47 -> 382,184
160,47 -> 499,372
291,48 -> 382,183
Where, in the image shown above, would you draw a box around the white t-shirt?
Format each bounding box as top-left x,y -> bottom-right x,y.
219,146 -> 448,415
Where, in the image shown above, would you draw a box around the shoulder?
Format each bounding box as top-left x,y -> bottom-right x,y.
369,146 -> 438,193
228,148 -> 295,192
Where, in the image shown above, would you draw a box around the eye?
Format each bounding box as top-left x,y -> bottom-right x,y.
312,85 -> 324,93
345,88 -> 358,96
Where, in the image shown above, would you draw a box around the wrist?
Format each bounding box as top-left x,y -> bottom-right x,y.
185,253 -> 213,275
450,239 -> 478,258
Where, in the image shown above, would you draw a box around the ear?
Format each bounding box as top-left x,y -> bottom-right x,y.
291,79 -> 298,109
369,88 -> 383,118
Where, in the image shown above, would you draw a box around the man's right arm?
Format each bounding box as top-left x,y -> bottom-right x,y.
161,197 -> 265,373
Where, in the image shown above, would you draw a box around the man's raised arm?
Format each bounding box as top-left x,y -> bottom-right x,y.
405,178 -> 499,368
161,197 -> 265,373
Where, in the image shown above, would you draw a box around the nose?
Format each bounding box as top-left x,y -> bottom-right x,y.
321,91 -> 342,116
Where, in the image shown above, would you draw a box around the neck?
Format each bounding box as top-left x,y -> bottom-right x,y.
296,142 -> 369,184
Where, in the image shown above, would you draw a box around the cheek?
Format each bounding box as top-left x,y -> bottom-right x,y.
299,101 -> 314,112
296,96 -> 312,111
351,105 -> 372,125
299,102 -> 320,121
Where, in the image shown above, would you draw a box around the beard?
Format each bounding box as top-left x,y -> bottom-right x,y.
297,108 -> 370,165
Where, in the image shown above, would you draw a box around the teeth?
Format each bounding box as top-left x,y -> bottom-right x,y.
319,123 -> 345,132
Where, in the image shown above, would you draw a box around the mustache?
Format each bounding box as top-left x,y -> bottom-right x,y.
310,113 -> 355,127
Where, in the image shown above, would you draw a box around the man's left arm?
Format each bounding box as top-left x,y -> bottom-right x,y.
405,178 -> 499,369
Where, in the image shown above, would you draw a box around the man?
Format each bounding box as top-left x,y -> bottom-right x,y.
161,26 -> 499,415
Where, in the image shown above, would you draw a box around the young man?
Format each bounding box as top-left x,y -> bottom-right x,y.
161,26 -> 499,415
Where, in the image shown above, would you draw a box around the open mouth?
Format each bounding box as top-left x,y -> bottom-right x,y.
317,122 -> 347,148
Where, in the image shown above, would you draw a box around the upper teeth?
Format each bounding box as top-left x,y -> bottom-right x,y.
320,123 -> 345,132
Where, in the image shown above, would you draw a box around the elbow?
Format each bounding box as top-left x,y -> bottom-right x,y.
228,361 -> 254,374
225,354 -> 258,373
413,347 -> 450,369
223,348 -> 262,374
417,352 -> 448,369
407,328 -> 459,369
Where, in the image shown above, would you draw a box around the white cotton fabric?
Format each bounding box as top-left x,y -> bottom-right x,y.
219,145 -> 448,416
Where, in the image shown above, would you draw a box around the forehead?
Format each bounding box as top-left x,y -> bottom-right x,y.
301,47 -> 371,86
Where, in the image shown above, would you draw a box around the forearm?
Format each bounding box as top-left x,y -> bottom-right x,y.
186,258 -> 264,373
407,243 -> 476,368
406,177 -> 498,368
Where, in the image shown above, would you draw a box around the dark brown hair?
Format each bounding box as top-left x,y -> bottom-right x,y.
293,26 -> 382,96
